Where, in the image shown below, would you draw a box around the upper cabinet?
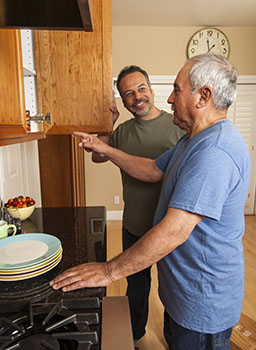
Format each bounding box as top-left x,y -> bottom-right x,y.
0,30 -> 27,140
0,0 -> 113,145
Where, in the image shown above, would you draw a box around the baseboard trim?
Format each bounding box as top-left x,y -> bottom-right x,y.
107,210 -> 123,220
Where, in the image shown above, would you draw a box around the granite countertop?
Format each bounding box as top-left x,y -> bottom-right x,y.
0,206 -> 107,301
33,207 -> 107,299
25,206 -> 107,270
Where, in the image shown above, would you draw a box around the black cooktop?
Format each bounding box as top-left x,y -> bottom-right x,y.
0,297 -> 101,350
0,207 -> 106,304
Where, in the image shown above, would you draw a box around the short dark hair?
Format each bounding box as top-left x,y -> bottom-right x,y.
116,65 -> 151,94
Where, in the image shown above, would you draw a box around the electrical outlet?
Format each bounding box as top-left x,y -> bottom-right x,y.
114,196 -> 120,204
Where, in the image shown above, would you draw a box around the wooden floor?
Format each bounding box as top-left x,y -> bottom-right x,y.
106,215 -> 256,350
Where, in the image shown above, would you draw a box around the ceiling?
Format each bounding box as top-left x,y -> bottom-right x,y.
112,0 -> 256,27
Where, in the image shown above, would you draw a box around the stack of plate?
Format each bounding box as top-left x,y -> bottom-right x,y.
0,233 -> 62,281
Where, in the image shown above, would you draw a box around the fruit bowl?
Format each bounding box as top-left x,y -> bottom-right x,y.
4,195 -> 36,221
7,204 -> 36,221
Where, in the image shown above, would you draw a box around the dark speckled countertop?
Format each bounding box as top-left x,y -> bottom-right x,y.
0,206 -> 107,304
26,206 -> 107,269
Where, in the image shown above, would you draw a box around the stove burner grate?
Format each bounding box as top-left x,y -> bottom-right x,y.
0,298 -> 100,350
16,333 -> 60,350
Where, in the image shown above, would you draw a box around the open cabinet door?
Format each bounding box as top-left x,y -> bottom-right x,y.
0,30 -> 27,139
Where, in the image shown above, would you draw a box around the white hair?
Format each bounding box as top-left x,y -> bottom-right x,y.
187,54 -> 237,110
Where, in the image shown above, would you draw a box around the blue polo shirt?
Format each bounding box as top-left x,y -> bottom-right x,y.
154,120 -> 250,333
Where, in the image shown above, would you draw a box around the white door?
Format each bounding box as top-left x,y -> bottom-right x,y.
151,76 -> 256,215
0,144 -> 25,203
0,141 -> 42,206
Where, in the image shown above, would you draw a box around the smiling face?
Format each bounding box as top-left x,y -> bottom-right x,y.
167,63 -> 199,135
119,72 -> 155,119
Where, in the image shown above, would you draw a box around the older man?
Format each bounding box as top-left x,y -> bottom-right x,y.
51,55 -> 250,350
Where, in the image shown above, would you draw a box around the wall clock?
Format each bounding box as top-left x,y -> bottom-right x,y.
187,28 -> 230,59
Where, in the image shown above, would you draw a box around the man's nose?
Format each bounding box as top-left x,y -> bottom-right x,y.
134,90 -> 142,100
167,91 -> 174,104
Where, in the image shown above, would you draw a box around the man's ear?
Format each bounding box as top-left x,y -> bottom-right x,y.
196,86 -> 212,108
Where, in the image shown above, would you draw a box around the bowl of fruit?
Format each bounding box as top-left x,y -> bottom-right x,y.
5,195 -> 36,221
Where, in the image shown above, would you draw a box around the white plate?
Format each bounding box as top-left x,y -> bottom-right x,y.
0,240 -> 48,265
0,248 -> 62,274
0,233 -> 61,269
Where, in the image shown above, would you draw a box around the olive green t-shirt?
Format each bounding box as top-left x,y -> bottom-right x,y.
109,110 -> 184,237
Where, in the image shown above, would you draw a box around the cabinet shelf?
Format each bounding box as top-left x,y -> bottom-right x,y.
0,131 -> 45,146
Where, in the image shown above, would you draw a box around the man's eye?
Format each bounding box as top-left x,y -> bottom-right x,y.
125,92 -> 133,98
138,87 -> 146,92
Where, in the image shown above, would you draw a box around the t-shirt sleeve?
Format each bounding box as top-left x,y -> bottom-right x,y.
109,134 -> 114,147
168,148 -> 240,220
109,126 -> 119,148
156,147 -> 175,172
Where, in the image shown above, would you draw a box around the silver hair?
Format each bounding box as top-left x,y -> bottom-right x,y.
187,54 -> 237,110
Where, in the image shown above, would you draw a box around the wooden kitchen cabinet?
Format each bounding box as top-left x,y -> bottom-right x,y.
35,0 -> 113,135
0,0 -> 112,143
0,29 -> 46,146
0,30 -> 29,140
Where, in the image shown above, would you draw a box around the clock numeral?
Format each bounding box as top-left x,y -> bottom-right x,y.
221,39 -> 226,45
216,32 -> 219,39
199,32 -> 204,38
223,48 -> 227,54
192,39 -> 199,45
191,48 -> 195,54
207,30 -> 213,36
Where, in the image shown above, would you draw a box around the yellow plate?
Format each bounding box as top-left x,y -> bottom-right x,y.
0,255 -> 62,281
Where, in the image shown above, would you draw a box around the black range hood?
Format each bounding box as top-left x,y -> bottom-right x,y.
0,0 -> 93,31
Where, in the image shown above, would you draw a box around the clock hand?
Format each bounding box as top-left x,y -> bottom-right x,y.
208,44 -> 216,52
207,39 -> 210,51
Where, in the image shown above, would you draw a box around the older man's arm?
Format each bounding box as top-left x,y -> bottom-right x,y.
50,208 -> 203,291
73,131 -> 163,183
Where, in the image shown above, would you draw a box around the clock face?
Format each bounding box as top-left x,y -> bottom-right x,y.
187,28 -> 230,59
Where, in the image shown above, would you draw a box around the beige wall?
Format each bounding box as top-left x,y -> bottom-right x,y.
85,25 -> 256,211
112,26 -> 256,76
